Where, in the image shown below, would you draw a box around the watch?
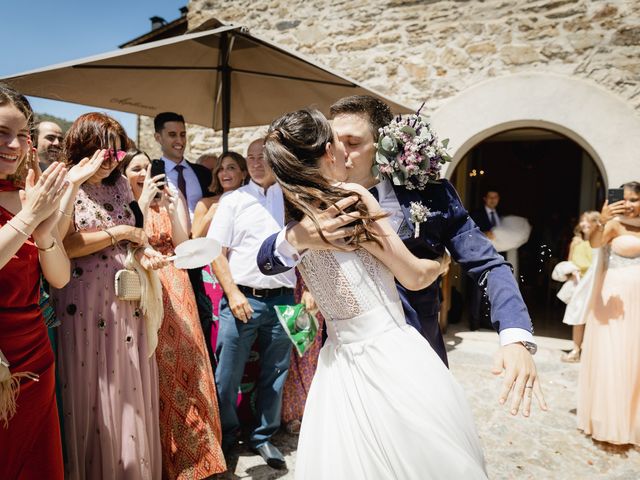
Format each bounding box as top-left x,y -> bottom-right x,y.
519,341 -> 537,355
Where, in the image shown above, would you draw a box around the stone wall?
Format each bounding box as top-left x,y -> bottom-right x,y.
138,0 -> 640,160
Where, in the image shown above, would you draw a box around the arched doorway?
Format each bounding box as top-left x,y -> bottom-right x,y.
430,72 -> 640,338
448,127 -> 605,337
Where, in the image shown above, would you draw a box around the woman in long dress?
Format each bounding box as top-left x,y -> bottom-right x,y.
53,113 -> 167,479
123,150 -> 226,478
560,211 -> 599,363
263,108 -> 487,479
0,84 -> 70,479
578,181 -> 640,446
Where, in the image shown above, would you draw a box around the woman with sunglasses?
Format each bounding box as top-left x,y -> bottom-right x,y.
53,113 -> 167,479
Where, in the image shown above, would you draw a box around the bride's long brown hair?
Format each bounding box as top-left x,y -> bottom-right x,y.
264,108 -> 384,247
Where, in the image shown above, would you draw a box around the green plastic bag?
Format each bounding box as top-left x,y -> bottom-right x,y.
274,304 -> 319,357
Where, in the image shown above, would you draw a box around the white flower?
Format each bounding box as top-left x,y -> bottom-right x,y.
409,201 -> 430,238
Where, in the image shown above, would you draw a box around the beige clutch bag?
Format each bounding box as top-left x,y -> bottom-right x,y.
114,269 -> 142,301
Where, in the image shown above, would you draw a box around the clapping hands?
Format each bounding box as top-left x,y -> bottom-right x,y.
19,163 -> 70,241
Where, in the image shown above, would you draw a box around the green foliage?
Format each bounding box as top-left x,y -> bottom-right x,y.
34,112 -> 72,132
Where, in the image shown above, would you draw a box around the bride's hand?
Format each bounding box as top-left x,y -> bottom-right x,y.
438,252 -> 451,276
300,290 -> 317,313
286,196 -> 362,252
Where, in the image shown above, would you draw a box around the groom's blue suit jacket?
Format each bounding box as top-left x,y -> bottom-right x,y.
257,179 -> 533,366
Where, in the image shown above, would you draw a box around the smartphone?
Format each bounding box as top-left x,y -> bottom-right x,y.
149,160 -> 165,199
607,188 -> 624,204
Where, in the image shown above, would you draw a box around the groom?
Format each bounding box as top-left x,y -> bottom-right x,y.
257,95 -> 547,416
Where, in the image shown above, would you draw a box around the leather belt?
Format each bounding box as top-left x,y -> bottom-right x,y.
238,285 -> 294,299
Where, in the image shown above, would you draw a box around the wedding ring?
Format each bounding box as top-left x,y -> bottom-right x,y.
525,385 -> 533,389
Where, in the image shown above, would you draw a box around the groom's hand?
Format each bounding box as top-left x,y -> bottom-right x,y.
492,343 -> 548,417
287,196 -> 362,251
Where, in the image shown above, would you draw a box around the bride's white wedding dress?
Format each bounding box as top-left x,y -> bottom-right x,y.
295,248 -> 487,479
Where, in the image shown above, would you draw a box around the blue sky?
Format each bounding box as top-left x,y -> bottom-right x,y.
0,0 -> 187,137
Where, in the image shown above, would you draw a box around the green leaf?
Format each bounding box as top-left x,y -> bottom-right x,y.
391,171 -> 405,185
400,125 -> 416,136
380,135 -> 397,153
375,151 -> 390,165
441,138 -> 450,148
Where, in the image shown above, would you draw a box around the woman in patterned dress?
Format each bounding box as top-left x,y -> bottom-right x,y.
53,113 -> 167,479
124,149 -> 226,479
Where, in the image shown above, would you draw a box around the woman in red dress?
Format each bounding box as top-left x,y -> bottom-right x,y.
0,84 -> 70,479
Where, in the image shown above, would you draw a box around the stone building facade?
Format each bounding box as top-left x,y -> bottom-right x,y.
138,0 -> 640,186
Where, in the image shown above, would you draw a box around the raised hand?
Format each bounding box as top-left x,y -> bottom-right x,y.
138,166 -> 165,214
66,150 -> 106,186
160,185 -> 179,215
19,162 -> 69,224
600,199 -> 626,223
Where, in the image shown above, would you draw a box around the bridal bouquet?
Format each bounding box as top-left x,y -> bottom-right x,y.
374,103 -> 451,190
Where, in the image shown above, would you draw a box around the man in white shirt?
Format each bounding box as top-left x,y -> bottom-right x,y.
207,139 -> 295,469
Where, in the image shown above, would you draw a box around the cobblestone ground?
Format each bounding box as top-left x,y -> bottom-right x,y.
218,326 -> 640,479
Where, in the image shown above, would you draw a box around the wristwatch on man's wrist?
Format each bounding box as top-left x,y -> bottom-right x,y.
519,341 -> 537,355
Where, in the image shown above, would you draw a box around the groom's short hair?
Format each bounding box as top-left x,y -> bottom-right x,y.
329,95 -> 392,142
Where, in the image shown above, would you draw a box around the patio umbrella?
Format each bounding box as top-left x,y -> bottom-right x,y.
2,25 -> 413,150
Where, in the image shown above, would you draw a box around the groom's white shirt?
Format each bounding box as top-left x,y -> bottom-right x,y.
272,178 -> 534,348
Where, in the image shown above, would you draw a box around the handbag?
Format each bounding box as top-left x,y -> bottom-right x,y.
115,268 -> 142,300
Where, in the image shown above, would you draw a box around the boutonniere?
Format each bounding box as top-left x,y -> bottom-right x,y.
409,201 -> 430,238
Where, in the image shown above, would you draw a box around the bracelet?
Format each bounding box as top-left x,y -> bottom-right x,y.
104,229 -> 117,247
36,238 -> 57,252
58,209 -> 73,218
6,219 -> 30,237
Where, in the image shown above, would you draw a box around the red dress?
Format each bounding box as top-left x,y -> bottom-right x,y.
0,203 -> 63,479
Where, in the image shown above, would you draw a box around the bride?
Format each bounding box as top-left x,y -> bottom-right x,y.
263,108 -> 487,479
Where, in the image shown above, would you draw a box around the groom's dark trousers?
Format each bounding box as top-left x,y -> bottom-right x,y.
257,180 -> 533,367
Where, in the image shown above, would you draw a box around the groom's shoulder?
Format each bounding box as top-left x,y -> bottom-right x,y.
418,178 -> 462,206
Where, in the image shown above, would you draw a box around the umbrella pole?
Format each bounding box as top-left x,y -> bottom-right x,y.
221,32 -> 231,152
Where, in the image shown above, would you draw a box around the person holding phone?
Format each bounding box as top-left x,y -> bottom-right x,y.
577,181 -> 640,447
122,150 -> 227,478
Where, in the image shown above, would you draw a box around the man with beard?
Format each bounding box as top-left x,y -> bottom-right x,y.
35,121 -> 64,171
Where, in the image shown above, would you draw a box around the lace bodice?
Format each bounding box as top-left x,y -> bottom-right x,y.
298,248 -> 401,322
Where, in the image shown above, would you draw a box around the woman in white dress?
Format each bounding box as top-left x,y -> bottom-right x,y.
263,109 -> 487,479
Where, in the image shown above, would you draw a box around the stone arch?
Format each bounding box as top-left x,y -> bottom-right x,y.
431,73 -> 640,187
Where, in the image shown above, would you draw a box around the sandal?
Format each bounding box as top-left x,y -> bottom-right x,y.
561,348 -> 581,363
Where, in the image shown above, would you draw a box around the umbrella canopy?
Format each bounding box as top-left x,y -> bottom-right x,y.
2,25 -> 413,149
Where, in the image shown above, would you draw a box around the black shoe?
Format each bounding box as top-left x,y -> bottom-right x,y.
252,441 -> 287,470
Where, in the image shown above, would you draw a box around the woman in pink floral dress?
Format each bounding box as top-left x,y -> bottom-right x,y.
53,113 -> 166,479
